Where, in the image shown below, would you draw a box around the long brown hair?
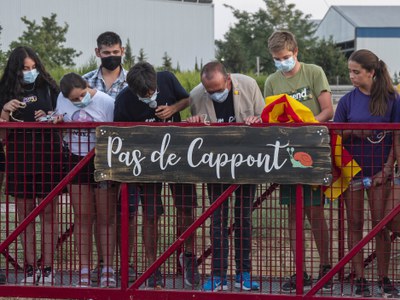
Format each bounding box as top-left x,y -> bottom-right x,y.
349,49 -> 396,116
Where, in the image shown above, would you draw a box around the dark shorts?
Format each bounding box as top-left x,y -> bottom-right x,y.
280,184 -> 325,207
117,183 -> 142,217
6,132 -> 63,198
120,183 -> 197,218
68,154 -> 96,185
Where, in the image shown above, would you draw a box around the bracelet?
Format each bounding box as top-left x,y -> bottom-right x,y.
1,108 -> 10,113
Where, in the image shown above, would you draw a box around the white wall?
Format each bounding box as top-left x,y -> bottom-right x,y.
315,7 -> 355,43
356,37 -> 400,75
0,0 -> 215,70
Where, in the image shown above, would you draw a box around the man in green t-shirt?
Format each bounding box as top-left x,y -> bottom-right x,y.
264,30 -> 334,292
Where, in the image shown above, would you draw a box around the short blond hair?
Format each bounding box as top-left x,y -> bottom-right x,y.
267,30 -> 298,53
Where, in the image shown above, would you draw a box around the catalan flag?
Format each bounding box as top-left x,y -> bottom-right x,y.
261,94 -> 361,200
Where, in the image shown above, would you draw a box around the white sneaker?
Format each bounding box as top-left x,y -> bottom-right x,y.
20,265 -> 40,285
100,267 -> 116,288
38,266 -> 54,286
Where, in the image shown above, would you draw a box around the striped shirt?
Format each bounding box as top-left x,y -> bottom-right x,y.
83,67 -> 128,99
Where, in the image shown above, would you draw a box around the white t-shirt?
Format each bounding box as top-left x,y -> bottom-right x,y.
56,90 -> 115,156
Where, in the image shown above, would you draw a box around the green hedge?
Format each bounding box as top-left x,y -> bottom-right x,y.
47,68 -> 267,120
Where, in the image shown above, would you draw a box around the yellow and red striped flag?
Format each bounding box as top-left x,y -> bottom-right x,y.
261,94 -> 361,200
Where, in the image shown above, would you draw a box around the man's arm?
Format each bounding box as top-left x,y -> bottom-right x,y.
315,91 -> 334,122
155,98 -> 189,120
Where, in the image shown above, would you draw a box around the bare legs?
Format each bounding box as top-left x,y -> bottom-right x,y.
344,182 -> 392,280
287,201 -> 330,269
16,196 -> 58,267
71,184 -> 116,278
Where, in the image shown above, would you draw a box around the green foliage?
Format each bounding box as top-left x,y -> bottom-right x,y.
216,0 -> 348,84
49,65 -> 74,83
174,70 -> 201,120
123,38 -> 135,70
174,70 -> 201,94
217,0 -> 316,74
161,52 -> 173,71
308,37 -> 350,84
0,25 -> 5,70
9,13 -> 81,68
393,72 -> 400,85
137,48 -> 147,63
194,57 -> 199,72
76,55 -> 98,75
248,73 -> 269,97
47,55 -> 98,84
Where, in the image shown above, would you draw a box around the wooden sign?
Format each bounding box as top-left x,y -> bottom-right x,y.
94,125 -> 332,185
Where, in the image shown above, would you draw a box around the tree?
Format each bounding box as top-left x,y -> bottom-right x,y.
9,13 -> 81,68
123,38 -> 135,70
161,52 -> 172,71
308,37 -> 350,84
137,48 -> 147,63
216,0 -> 348,83
194,57 -> 199,72
0,25 -> 5,69
78,55 -> 98,75
217,0 -> 316,74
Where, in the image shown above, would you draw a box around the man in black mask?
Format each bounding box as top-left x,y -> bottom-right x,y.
83,31 -> 127,99
82,31 -> 130,283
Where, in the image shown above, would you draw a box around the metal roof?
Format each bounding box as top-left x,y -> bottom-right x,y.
331,5 -> 400,28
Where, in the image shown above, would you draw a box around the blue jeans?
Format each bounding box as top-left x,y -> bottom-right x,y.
207,184 -> 255,277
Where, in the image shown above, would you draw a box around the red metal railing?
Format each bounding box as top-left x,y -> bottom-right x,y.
0,122 -> 398,300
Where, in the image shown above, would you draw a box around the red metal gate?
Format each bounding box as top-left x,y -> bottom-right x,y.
0,122 -> 398,300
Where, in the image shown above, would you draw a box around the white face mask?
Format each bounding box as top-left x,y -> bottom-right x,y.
23,69 -> 39,84
274,56 -> 296,73
72,91 -> 92,108
138,90 -> 158,108
209,88 -> 229,103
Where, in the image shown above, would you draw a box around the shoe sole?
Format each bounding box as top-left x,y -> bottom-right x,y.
378,288 -> 399,298
281,285 -> 312,293
321,286 -> 335,292
234,281 -> 260,291
203,285 -> 228,292
354,293 -> 372,298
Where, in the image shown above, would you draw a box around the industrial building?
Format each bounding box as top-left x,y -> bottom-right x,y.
0,0 -> 214,70
315,5 -> 400,76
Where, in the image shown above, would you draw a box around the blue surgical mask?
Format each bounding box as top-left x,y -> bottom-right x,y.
23,69 -> 39,84
274,56 -> 296,73
73,92 -> 92,108
138,90 -> 158,108
209,88 -> 229,103
210,89 -> 229,103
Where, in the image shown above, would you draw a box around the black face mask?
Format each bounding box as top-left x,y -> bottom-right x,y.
101,56 -> 122,71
